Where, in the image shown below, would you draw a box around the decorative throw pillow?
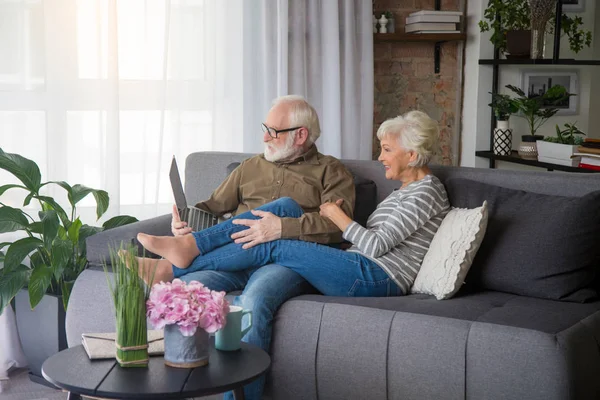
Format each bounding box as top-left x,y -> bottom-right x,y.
411,201 -> 489,300
445,178 -> 600,303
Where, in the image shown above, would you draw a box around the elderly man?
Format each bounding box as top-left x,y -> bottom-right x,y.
171,95 -> 355,400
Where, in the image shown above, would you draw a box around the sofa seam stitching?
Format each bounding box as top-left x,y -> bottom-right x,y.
386,312 -> 396,400
464,321 -> 473,400
314,303 -> 325,400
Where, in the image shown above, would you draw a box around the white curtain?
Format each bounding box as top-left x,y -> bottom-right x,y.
243,0 -> 374,159
0,0 -> 372,224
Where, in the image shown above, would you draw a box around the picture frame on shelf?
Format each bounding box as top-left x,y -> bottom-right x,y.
561,0 -> 585,12
520,70 -> 579,115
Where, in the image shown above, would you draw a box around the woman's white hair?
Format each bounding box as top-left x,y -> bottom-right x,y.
376,110 -> 439,168
272,95 -> 321,145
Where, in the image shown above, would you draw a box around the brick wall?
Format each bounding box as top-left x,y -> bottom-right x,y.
373,0 -> 462,165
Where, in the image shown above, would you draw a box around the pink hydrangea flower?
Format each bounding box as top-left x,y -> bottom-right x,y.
146,279 -> 230,336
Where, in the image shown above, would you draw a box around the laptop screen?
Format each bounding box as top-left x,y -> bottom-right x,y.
169,156 -> 188,211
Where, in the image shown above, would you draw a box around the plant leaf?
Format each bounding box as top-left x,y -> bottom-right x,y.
0,206 -> 29,233
67,217 -> 82,244
35,196 -> 70,228
4,237 -> 44,271
39,210 -> 60,250
61,280 -> 75,311
92,190 -> 109,220
50,238 -> 72,281
23,192 -> 35,207
102,215 -> 138,230
0,184 -> 26,197
28,265 -> 53,309
0,265 -> 30,315
0,148 -> 42,192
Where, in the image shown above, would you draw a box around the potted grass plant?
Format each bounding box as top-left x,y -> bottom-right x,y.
537,122 -> 586,166
104,245 -> 155,367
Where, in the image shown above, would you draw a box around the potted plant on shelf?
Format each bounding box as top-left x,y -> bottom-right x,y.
489,92 -> 519,155
478,0 -> 592,58
537,122 -> 586,166
0,148 -> 138,382
505,83 -> 573,159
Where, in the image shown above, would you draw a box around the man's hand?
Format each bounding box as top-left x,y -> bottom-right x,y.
231,210 -> 282,249
171,204 -> 192,236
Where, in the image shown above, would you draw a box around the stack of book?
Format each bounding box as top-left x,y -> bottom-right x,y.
405,10 -> 462,34
574,138 -> 600,171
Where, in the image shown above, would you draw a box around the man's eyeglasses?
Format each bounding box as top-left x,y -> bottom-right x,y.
261,123 -> 302,139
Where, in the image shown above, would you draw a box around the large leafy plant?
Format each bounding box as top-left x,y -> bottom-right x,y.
0,149 -> 138,314
505,84 -> 573,136
479,0 -> 592,54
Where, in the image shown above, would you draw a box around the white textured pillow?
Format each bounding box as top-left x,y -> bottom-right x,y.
411,201 -> 488,300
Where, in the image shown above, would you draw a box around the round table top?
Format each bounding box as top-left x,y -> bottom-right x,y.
41,340 -> 270,399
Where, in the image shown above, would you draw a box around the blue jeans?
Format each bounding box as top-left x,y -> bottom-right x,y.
176,197 -> 402,297
179,264 -> 314,400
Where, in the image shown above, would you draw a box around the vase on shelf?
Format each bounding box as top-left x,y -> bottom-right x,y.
386,17 -> 395,33
163,324 -> 210,368
378,14 -> 388,33
528,0 -> 557,59
493,120 -> 513,156
518,135 -> 544,159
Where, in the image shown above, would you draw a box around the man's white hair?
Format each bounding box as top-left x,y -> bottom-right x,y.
376,110 -> 439,168
271,95 -> 321,145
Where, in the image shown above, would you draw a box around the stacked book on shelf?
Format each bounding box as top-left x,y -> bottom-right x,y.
405,10 -> 462,34
574,138 -> 600,171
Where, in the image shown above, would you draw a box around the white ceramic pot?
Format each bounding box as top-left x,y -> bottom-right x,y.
493,120 -> 512,156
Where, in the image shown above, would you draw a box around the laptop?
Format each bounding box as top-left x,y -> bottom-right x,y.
169,156 -> 218,232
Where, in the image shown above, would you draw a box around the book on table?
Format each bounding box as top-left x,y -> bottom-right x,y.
81,330 -> 164,360
405,22 -> 457,33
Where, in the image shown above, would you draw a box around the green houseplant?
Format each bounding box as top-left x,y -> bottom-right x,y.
479,0 -> 592,55
0,148 -> 138,314
505,83 -> 573,138
537,122 -> 585,165
545,122 -> 585,144
489,92 -> 520,155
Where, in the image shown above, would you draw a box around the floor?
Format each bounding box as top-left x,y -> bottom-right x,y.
0,368 -> 222,400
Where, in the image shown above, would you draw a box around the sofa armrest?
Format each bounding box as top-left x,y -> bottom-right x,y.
86,214 -> 172,265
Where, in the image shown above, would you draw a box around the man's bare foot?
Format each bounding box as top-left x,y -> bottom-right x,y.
137,233 -> 200,269
118,250 -> 174,286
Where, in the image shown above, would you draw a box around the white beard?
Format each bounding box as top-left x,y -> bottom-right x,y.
263,134 -> 299,162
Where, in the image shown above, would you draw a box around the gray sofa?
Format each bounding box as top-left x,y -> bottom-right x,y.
66,151 -> 600,400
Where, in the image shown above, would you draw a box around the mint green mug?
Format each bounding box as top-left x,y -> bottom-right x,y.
215,305 -> 252,351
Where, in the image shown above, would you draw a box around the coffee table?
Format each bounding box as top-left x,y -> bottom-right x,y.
41,340 -> 270,400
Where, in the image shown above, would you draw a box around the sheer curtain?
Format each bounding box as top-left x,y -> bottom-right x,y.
243,0 -> 374,159
0,0 -> 372,223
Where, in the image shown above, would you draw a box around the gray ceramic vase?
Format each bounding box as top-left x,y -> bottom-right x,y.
163,324 -> 210,368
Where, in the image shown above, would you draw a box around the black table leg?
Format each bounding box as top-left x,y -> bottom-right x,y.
67,392 -> 82,400
233,387 -> 245,400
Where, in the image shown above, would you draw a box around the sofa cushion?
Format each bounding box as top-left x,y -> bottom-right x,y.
444,178 -> 600,302
411,201 -> 488,300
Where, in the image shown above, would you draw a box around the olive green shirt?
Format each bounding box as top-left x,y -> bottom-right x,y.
195,145 -> 355,244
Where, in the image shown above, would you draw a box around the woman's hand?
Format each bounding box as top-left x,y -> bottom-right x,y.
320,199 -> 353,232
319,199 -> 345,219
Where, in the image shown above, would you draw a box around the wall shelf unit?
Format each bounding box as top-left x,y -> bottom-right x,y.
476,1 -> 599,171
475,151 -> 596,173
375,33 -> 466,43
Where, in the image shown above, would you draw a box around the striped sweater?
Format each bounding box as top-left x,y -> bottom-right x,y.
343,175 -> 450,294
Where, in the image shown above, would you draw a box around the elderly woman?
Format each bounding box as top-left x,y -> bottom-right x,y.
134,110 -> 450,297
